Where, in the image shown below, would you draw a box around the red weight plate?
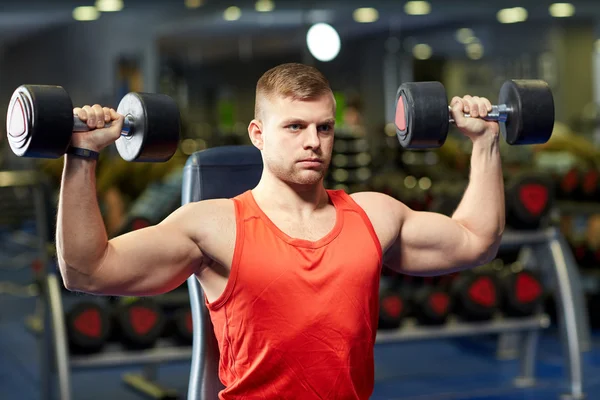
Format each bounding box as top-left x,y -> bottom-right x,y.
562,169 -> 578,192
74,309 -> 101,338
429,292 -> 450,315
468,277 -> 496,308
519,184 -> 548,216
515,273 -> 542,304
131,219 -> 150,231
382,296 -> 403,318
395,95 -> 407,132
582,170 -> 599,193
130,306 -> 158,335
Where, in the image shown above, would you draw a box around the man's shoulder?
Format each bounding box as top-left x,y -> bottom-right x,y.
173,198 -> 237,236
181,198 -> 237,218
349,191 -> 399,212
348,191 -> 404,245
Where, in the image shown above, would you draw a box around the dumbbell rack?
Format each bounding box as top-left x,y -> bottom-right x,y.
40,274 -> 193,400
39,228 -> 589,399
375,227 -> 589,400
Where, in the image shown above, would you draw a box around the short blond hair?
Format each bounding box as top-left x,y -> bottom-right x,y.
254,63 -> 333,119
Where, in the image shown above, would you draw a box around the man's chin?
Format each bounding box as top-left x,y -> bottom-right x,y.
290,170 -> 325,185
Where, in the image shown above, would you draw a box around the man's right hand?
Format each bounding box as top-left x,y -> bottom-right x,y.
72,105 -> 124,152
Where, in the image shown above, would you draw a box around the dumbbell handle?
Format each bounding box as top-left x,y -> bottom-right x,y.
72,114 -> 134,137
448,104 -> 510,124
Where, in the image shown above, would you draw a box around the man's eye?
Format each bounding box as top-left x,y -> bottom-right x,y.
288,124 -> 302,131
319,125 -> 333,132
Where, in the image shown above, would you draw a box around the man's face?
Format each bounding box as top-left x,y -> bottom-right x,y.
256,93 -> 335,186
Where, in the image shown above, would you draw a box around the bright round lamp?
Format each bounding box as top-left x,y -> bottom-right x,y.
306,23 -> 341,62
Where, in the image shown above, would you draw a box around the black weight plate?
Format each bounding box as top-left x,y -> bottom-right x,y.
559,168 -> 580,199
6,85 -> 73,158
505,172 -> 554,230
413,286 -> 451,325
172,307 -> 193,345
395,81 -> 449,149
580,168 -> 600,200
378,289 -> 407,330
116,92 -> 180,162
452,273 -> 498,321
498,80 -> 555,145
66,301 -> 111,354
499,270 -> 544,317
114,298 -> 166,349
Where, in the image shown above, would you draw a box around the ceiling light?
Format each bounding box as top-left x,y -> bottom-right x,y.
404,176 -> 417,189
412,43 -> 432,60
497,7 -> 528,24
455,28 -> 475,44
224,6 -> 242,21
418,177 -> 432,190
353,8 -> 379,23
466,43 -> 484,60
185,0 -> 203,8
306,23 -> 341,62
95,0 -> 123,12
73,6 -> 100,21
549,3 -> 575,18
255,0 -> 274,12
405,1 -> 431,16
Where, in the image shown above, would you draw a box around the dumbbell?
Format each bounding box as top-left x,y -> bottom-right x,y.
428,172 -> 554,230
395,79 -> 555,149
65,301 -> 111,354
66,298 -> 167,353
451,270 -> 499,321
570,239 -> 600,269
579,167 -> 600,201
497,263 -> 544,317
378,276 -> 410,330
111,297 -> 167,350
558,167 -> 581,200
412,276 -> 452,326
6,85 -> 181,162
171,306 -> 194,346
504,171 -> 554,230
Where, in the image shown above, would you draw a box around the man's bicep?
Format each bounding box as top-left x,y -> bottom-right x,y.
396,210 -> 490,275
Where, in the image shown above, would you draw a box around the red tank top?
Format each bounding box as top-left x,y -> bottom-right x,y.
206,189 -> 383,399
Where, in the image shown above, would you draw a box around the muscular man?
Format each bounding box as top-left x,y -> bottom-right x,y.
56,63 -> 504,399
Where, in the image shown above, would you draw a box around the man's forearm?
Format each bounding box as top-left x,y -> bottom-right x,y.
56,156 -> 109,284
452,133 -> 505,247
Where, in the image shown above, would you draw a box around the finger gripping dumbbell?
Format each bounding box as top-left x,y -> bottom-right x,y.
394,79 -> 555,149
6,85 -> 181,162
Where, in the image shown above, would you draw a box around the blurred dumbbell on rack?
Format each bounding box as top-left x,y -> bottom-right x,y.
449,260 -> 544,322
328,130 -> 372,191
568,237 -> 600,270
429,171 -> 554,231
557,165 -> 600,202
378,275 -> 410,330
412,276 -> 453,326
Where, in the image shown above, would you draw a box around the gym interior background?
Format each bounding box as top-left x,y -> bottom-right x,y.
1,0 -> 600,399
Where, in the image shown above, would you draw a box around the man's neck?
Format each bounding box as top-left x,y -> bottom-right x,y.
252,176 -> 330,215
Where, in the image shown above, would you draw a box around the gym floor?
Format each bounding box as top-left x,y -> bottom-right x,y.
2,265 -> 600,399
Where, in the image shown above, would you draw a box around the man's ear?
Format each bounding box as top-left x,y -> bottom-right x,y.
248,119 -> 264,150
